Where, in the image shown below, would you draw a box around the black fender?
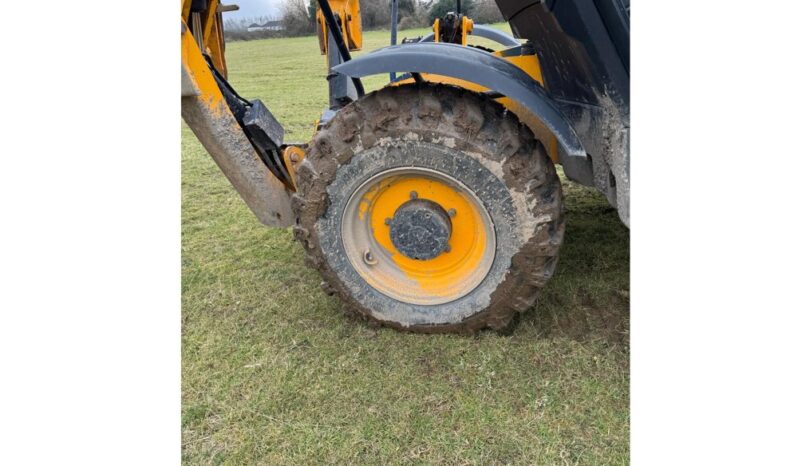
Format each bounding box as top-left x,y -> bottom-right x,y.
332,43 -> 588,166
420,24 -> 521,47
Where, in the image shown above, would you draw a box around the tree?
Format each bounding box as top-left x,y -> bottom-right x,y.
471,1 -> 504,23
360,0 -> 391,29
281,0 -> 315,36
427,0 -> 474,23
398,0 -> 416,20
307,1 -> 317,21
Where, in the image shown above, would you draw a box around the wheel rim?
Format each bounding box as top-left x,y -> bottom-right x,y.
341,167 -> 496,306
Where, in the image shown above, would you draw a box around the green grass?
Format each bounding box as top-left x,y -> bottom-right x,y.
182,26 -> 629,465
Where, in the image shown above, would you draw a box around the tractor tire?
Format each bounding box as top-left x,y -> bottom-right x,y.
292,84 -> 563,333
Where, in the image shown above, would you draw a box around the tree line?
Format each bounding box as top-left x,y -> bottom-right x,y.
224,0 -> 504,41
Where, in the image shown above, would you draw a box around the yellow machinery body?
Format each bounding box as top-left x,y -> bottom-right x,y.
315,0 -> 363,54
179,0 -> 628,332
181,0 -> 294,227
182,0 -> 229,78
181,0 -> 559,227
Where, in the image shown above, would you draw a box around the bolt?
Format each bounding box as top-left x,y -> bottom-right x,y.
409,190 -> 418,199
447,208 -> 457,217
363,249 -> 378,265
444,244 -> 452,253
384,217 -> 392,225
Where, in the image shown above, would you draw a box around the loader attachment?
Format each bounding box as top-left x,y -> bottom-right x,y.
181,3 -> 293,227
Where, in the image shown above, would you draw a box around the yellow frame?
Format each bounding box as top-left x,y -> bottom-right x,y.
315,0 -> 363,55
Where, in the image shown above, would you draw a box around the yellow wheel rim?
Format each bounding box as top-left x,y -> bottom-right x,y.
341,167 -> 496,305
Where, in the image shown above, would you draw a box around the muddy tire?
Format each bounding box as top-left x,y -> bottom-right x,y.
292,84 -> 563,333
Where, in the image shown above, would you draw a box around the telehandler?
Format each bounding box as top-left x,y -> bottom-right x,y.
181,0 -> 629,332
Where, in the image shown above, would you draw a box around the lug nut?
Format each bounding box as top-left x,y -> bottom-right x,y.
447,208 -> 457,217
444,244 -> 452,253
384,217 -> 392,225
409,191 -> 418,199
363,249 -> 378,265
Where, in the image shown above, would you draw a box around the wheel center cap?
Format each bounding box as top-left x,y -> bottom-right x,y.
388,198 -> 452,260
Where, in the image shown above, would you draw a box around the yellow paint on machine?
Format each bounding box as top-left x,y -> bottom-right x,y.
282,146 -> 306,191
315,0 -> 363,54
181,24 -> 226,115
356,176 -> 489,299
182,0 -> 229,77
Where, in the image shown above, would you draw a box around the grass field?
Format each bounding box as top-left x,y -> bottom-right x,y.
182,25 -> 630,465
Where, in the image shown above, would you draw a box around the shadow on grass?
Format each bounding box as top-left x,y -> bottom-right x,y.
520,177 -> 630,346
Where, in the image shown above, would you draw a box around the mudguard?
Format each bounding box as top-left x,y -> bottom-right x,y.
332,43 -> 587,162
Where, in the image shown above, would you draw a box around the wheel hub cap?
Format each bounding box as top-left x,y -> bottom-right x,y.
388,199 -> 452,260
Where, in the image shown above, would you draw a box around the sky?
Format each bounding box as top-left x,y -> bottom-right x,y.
222,0 -> 284,21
